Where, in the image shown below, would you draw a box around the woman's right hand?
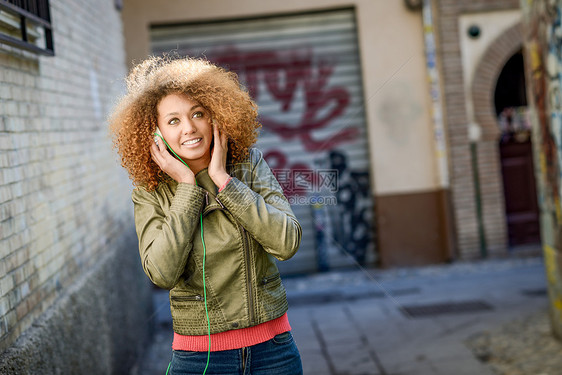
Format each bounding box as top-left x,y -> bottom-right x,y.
150,138 -> 196,185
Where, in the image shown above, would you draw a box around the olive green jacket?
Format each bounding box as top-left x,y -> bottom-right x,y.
132,148 -> 301,335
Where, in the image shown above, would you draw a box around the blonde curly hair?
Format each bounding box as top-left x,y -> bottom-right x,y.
108,55 -> 261,191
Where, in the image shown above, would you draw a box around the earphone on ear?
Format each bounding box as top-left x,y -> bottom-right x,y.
154,126 -> 163,147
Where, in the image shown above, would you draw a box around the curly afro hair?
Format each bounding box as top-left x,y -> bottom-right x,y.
108,55 -> 261,191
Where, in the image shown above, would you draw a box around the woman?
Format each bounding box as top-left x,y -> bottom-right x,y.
109,56 -> 303,375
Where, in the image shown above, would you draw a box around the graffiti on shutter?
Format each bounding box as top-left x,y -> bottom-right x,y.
151,8 -> 376,273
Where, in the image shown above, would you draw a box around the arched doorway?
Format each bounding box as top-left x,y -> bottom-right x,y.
495,50 -> 541,247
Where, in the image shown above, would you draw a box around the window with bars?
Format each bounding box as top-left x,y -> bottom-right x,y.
0,0 -> 54,55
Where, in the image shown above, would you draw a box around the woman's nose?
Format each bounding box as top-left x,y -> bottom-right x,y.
182,119 -> 196,134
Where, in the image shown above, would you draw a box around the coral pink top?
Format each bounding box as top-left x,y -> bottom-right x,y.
172,313 -> 291,352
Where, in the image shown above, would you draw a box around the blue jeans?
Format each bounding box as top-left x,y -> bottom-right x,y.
168,331 -> 303,375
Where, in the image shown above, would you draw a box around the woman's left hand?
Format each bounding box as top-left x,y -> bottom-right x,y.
208,121 -> 231,188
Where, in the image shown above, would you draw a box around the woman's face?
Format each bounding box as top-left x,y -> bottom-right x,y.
156,93 -> 213,171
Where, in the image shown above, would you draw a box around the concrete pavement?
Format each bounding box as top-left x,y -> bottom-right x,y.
134,257 -> 548,375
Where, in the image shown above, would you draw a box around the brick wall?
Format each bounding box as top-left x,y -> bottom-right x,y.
472,23 -> 524,256
0,0 -> 151,366
435,0 -> 520,259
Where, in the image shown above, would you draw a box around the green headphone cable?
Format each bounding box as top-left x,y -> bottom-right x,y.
156,133 -> 211,375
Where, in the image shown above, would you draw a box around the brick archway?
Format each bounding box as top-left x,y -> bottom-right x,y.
473,22 -> 523,140
471,22 -> 524,255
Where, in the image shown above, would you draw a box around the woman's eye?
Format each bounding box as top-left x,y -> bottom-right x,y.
168,118 -> 180,125
192,111 -> 204,119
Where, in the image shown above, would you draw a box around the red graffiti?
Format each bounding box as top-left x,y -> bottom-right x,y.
264,150 -> 315,197
211,47 -> 357,151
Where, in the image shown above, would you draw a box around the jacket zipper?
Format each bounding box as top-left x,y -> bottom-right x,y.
262,272 -> 280,285
170,294 -> 204,301
215,196 -> 255,325
215,196 -> 225,209
239,224 -> 255,326
204,193 -> 225,216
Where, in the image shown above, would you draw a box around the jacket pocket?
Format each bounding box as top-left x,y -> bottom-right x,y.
261,272 -> 281,286
171,294 -> 204,302
259,272 -> 287,319
272,331 -> 293,345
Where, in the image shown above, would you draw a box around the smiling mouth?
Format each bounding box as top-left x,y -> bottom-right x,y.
182,138 -> 202,146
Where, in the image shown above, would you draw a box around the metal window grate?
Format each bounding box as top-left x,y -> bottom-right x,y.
400,300 -> 494,318
0,0 -> 54,55
6,0 -> 51,21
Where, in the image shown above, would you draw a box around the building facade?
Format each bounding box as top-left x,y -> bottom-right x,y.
0,0 -> 152,373
122,0 -> 538,272
434,0 -> 538,261
122,0 -> 454,273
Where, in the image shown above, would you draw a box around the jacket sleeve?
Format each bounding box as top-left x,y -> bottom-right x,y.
132,183 -> 206,289
215,149 -> 302,261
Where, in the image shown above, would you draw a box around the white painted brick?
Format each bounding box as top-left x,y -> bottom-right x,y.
0,84 -> 11,99
4,309 -> 16,330
0,186 -> 11,206
0,239 -> 10,259
0,276 -> 14,295
0,0 -> 130,350
0,296 -> 9,317
4,101 -> 18,116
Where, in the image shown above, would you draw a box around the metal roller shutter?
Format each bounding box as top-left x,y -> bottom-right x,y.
151,8 -> 375,274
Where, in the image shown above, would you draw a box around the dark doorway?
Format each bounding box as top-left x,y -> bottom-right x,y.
495,50 -> 541,247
